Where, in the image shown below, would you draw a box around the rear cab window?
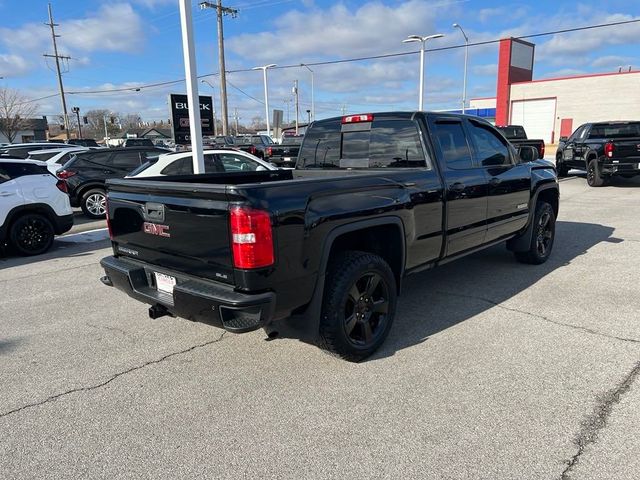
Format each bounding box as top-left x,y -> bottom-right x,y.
298,116 -> 429,169
588,122 -> 640,139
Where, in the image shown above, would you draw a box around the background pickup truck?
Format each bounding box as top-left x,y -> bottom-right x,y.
555,121 -> 640,186
232,135 -> 274,159
100,112 -> 559,362
496,125 -> 545,159
264,135 -> 304,168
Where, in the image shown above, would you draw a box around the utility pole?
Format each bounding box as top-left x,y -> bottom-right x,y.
199,1 -> 237,136
44,3 -> 71,140
293,80 -> 299,135
233,108 -> 239,136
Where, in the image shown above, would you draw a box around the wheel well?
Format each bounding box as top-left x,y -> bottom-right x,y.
77,184 -> 105,202
537,188 -> 559,219
327,224 -> 404,290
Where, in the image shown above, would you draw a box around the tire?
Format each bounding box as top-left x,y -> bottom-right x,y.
514,201 -> 556,265
319,251 -> 397,362
556,156 -> 569,177
586,158 -> 604,187
9,213 -> 54,256
81,188 -> 107,219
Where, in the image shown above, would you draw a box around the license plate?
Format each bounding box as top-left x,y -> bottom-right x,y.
154,272 -> 176,294
284,157 -> 291,161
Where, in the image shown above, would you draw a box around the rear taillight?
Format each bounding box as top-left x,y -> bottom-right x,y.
55,179 -> 68,193
266,147 -> 272,156
539,142 -> 545,158
604,142 -> 615,158
230,206 -> 274,269
249,146 -> 257,155
57,170 -> 76,179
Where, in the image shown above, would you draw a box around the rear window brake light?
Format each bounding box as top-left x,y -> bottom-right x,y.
342,114 -> 373,124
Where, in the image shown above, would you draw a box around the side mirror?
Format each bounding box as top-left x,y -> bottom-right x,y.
559,136 -> 568,142
517,145 -> 538,163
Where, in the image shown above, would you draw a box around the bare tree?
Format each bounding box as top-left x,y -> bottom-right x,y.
0,88 -> 38,143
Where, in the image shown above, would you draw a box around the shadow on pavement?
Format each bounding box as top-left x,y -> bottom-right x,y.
0,237 -> 110,270
373,220 -> 617,360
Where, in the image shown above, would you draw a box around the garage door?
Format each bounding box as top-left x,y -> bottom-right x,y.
510,98 -> 556,144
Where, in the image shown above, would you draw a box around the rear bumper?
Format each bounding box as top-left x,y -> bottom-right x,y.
53,213 -> 74,235
601,161 -> 640,175
99,255 -> 276,333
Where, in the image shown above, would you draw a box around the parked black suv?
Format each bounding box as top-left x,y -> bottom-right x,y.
57,147 -> 169,218
67,138 -> 100,148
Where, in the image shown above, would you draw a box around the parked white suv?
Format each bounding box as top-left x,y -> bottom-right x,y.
0,159 -> 73,256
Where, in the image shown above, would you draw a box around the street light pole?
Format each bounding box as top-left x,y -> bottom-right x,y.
403,33 -> 444,110
252,64 -> 276,135
300,64 -> 314,121
200,79 -> 218,136
453,23 -> 469,114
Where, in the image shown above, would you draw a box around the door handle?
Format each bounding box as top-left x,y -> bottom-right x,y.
450,182 -> 465,192
0,191 -> 13,196
489,177 -> 502,186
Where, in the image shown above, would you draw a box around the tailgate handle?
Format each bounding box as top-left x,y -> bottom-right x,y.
144,202 -> 166,222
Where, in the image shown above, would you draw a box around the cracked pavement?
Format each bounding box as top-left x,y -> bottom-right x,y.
1,174 -> 639,479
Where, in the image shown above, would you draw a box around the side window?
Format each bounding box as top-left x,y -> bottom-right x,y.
56,152 -> 71,165
112,151 -> 143,169
369,120 -> 427,168
298,123 -> 341,168
161,157 -> 193,175
217,153 -> 259,172
0,166 -> 10,183
467,121 -> 511,167
75,152 -> 111,167
569,126 -> 585,142
433,121 -> 474,169
576,126 -> 589,141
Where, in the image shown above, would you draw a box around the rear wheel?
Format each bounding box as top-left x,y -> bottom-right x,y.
587,158 -> 604,187
514,201 -> 555,265
319,251 -> 397,362
81,188 -> 107,218
9,213 -> 54,256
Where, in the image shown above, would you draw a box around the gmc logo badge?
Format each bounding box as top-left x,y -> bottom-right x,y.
143,222 -> 170,238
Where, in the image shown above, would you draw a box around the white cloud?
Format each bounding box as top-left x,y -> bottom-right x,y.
472,63 -> 497,76
228,0 -> 440,63
590,55 -> 635,69
0,53 -> 32,77
0,3 -> 145,74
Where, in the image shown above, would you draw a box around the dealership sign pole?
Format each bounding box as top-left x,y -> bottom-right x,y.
178,0 -> 205,173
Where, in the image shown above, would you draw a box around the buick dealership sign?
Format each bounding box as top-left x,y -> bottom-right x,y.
169,93 -> 214,144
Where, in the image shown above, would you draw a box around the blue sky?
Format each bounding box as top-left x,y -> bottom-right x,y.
1,0 -> 638,124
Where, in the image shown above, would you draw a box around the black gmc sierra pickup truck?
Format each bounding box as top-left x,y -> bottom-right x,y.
555,121 -> 640,186
100,112 -> 559,361
496,125 -> 545,159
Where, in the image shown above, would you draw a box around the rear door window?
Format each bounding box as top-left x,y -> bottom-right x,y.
432,121 -> 474,170
111,151 -> 144,169
217,153 -> 260,172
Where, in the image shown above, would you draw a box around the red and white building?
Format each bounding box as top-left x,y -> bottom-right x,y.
470,38 -> 640,144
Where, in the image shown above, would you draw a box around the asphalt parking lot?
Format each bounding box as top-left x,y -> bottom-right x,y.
1,173 -> 639,479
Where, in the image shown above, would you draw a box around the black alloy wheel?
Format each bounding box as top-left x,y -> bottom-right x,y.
587,159 -> 604,187
9,213 -> 55,256
535,209 -> 553,258
343,272 -> 390,347
514,201 -> 555,265
319,251 -> 397,362
556,156 -> 569,177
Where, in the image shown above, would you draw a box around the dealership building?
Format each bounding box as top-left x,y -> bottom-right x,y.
467,38 -> 640,144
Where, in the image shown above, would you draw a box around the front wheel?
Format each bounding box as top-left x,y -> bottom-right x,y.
514,201 -> 556,265
81,188 -> 107,219
9,213 -> 55,256
319,251 -> 397,362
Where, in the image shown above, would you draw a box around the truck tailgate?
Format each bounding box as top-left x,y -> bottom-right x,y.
107,181 -> 236,284
613,140 -> 640,161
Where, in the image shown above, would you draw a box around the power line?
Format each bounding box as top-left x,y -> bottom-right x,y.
20,17 -> 640,105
